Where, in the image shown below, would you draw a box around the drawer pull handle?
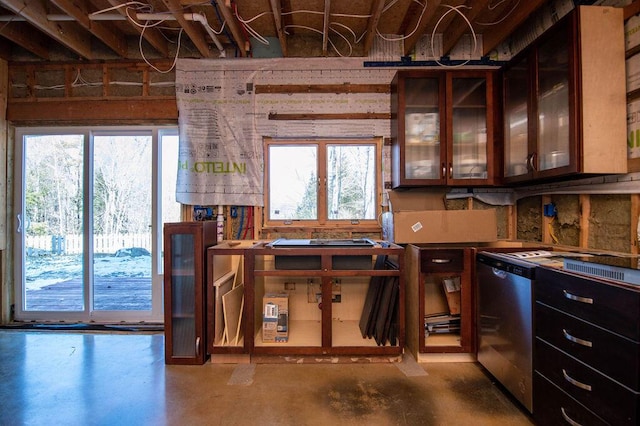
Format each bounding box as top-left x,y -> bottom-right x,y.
562,369 -> 592,391
562,329 -> 592,348
560,407 -> 583,426
563,290 -> 593,304
431,258 -> 452,264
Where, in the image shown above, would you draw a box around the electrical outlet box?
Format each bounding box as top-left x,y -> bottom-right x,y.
543,203 -> 557,217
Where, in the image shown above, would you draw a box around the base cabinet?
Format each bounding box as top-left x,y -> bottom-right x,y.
248,241 -> 404,357
533,267 -> 640,425
206,240 -> 405,359
206,241 -> 258,358
163,222 -> 218,365
405,245 -> 474,359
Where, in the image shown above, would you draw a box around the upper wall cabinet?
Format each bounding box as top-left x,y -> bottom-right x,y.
503,5 -> 627,184
390,70 -> 497,188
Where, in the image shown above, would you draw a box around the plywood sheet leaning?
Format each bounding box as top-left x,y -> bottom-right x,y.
213,271 -> 235,344
222,284 -> 244,346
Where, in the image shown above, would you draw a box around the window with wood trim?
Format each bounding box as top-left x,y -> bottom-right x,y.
264,137 -> 382,226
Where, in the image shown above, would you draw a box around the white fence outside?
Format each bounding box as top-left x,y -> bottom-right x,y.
26,234 -> 152,255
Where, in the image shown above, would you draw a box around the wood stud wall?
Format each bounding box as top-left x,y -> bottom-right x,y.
5,61 -> 640,254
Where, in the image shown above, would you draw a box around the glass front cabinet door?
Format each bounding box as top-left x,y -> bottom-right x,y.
164,222 -> 217,365
391,70 -> 496,188
503,6 -> 626,183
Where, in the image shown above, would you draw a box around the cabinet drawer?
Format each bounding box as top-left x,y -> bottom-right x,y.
535,338 -> 639,425
536,302 -> 640,391
533,372 -> 608,426
420,249 -> 464,273
536,267 -> 640,341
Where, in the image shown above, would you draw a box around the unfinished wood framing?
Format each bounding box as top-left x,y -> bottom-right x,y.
268,112 -> 390,120
7,61 -> 177,124
255,84 -> 389,94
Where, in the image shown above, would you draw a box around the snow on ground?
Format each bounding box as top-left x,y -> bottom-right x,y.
25,252 -> 152,291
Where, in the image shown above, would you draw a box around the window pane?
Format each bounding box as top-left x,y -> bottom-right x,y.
93,134 -> 152,311
269,145 -> 317,220
23,134 -> 85,311
327,145 -> 376,220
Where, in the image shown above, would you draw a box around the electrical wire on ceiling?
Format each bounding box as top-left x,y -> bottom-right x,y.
430,4 -> 478,67
376,0 -> 427,42
476,0 -> 521,26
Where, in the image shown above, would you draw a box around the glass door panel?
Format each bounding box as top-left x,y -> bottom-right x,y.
92,135 -> 153,311
23,135 -> 85,312
169,233 -> 197,357
404,78 -> 440,180
537,29 -> 570,171
451,77 -> 488,180
504,57 -> 530,177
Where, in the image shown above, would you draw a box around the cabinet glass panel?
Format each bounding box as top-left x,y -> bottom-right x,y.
404,78 -> 440,180
504,57 -> 529,177
424,273 -> 462,349
537,29 -> 570,171
451,77 -> 488,179
170,233 -> 196,357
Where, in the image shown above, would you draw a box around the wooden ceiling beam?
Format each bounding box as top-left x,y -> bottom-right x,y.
51,0 -> 128,57
161,0 -> 212,58
442,0 -> 492,56
362,0 -> 386,56
402,0 -> 441,56
1,0 -> 92,59
481,0 -> 547,55
0,22 -> 50,59
322,0 -> 330,56
269,0 -> 287,56
105,0 -> 169,57
214,0 -> 248,57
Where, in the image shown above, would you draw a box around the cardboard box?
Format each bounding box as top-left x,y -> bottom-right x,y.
262,293 -> 289,343
382,189 -> 497,244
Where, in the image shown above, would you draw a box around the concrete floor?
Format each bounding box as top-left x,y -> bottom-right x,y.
0,331 -> 534,426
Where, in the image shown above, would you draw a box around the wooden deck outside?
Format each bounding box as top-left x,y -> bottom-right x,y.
24,277 -> 152,311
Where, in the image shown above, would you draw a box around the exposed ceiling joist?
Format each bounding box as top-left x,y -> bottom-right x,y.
1,0 -> 93,59
51,0 -> 128,57
441,0 -> 491,56
0,1 -> 602,64
161,0 -> 211,58
106,0 -> 169,57
0,22 -> 50,59
269,0 -> 287,56
362,0 -> 386,56
481,0 -> 547,55
402,0 -> 442,57
213,0 -> 248,57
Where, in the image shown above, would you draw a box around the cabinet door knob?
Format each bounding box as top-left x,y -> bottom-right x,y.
560,407 -> 583,426
563,290 -> 593,304
562,369 -> 592,391
562,329 -> 592,348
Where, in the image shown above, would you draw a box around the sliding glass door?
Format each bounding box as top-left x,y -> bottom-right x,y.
14,127 -> 180,323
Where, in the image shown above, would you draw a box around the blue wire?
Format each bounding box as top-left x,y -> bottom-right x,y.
236,206 -> 244,239
211,0 -> 240,56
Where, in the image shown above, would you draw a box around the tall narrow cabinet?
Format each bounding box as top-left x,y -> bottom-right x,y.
163,221 -> 218,365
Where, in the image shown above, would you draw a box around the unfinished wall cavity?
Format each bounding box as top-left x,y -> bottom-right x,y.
517,196 -> 542,242
588,194 -> 631,253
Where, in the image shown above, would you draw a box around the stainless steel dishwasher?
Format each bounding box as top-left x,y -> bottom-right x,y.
476,251 -> 536,413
